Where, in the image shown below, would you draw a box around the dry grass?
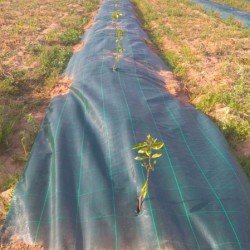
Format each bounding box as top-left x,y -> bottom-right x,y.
0,236 -> 45,250
131,0 -> 250,174
0,0 -> 100,190
210,0 -> 250,12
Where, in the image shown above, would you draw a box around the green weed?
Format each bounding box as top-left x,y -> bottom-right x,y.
40,46 -> 72,76
207,10 -> 220,19
0,116 -> 15,150
197,78 -> 249,114
0,70 -> 28,95
19,113 -> 39,160
45,31 -> 62,45
238,156 -> 250,179
61,29 -> 82,46
219,118 -> 250,148
210,0 -> 250,12
84,0 -> 100,13
0,104 -> 22,151
61,16 -> 88,29
224,16 -> 243,28
0,174 -> 19,193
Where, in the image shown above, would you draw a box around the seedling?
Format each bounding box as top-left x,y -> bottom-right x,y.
111,10 -> 123,23
114,0 -> 119,6
111,0 -> 124,72
113,28 -> 124,71
132,134 -> 164,213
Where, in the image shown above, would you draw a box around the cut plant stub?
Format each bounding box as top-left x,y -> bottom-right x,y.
132,134 -> 164,213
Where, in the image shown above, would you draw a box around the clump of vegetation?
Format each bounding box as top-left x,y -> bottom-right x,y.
0,106 -> 16,150
0,175 -> 19,193
111,10 -> 123,22
210,0 -> 250,12
0,103 -> 23,151
0,0 -> 100,208
131,0 -> 250,176
132,134 -> 164,213
113,28 -> 124,71
19,113 -> 39,161
61,29 -> 82,46
239,156 -> 250,179
40,46 -> 72,77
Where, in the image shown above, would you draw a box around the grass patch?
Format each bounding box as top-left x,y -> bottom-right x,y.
131,0 -> 250,175
61,29 -> 82,46
238,156 -> 250,179
19,113 -> 39,161
0,0 -> 100,186
0,113 -> 15,150
0,104 -> 23,151
40,46 -> 72,76
0,175 -> 19,193
210,0 -> 250,12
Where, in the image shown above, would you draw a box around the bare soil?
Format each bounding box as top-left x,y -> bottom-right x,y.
0,1 -> 100,248
50,75 -> 73,99
0,236 -> 45,250
236,139 -> 250,157
0,0 -> 99,188
0,188 -> 13,228
158,70 -> 190,105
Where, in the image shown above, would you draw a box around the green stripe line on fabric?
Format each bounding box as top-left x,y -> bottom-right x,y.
120,23 -> 162,250
196,123 -> 250,205
117,59 -> 161,249
161,94 -> 243,250
73,128 -> 86,250
125,33 -> 200,249
100,54 -> 118,250
34,98 -> 69,242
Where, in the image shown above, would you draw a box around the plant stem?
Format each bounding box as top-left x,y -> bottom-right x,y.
137,194 -> 143,213
133,134 -> 164,213
146,169 -> 150,184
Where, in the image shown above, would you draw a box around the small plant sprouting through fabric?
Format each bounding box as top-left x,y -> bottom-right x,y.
132,134 -> 164,213
111,10 -> 123,23
111,0 -> 124,72
113,28 -> 124,72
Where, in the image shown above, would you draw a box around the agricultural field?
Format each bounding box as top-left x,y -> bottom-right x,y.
0,0 -> 100,227
210,0 -> 250,12
0,0 -> 249,248
0,0 -> 249,215
0,0 -> 249,212
131,0 -> 250,177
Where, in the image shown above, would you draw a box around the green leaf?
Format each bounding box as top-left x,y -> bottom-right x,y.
134,156 -> 147,161
152,153 -> 162,158
132,142 -> 147,150
138,147 -> 149,154
151,142 -> 164,150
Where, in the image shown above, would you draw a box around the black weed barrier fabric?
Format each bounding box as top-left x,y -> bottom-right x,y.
191,0 -> 250,27
1,0 -> 250,249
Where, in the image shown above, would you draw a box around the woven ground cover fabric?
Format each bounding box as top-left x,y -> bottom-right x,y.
191,0 -> 250,27
1,0 -> 250,249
